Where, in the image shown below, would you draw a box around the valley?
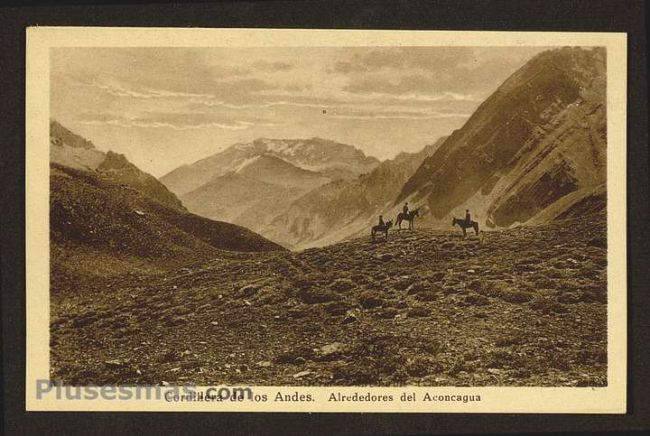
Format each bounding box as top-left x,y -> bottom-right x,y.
156,47 -> 607,250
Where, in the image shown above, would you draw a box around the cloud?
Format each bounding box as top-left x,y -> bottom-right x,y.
78,112 -> 277,131
228,78 -> 278,92
69,75 -> 286,105
328,109 -> 471,120
331,46 -> 549,97
191,99 -> 325,110
75,78 -> 213,100
331,47 -> 475,74
343,76 -> 480,100
344,73 -> 478,97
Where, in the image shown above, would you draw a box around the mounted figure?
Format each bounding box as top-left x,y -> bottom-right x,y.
453,209 -> 479,237
396,202 -> 420,230
371,215 -> 393,241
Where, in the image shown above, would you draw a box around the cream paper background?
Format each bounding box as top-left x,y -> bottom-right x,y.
26,27 -> 627,413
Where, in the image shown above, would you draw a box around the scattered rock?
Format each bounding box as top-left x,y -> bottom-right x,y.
342,309 -> 360,324
318,342 -> 344,358
408,306 -> 431,317
238,284 -> 263,297
358,291 -> 383,309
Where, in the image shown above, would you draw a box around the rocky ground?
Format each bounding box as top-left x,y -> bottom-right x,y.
50,212 -> 607,387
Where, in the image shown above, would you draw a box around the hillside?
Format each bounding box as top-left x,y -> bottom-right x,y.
50,120 -> 186,212
51,211 -> 606,387
236,154 -> 330,190
180,171 -> 304,235
397,47 -> 607,227
179,155 -> 331,231
265,137 -> 447,249
161,137 -> 380,196
50,164 -> 285,293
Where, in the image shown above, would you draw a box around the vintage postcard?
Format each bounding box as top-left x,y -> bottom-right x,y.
26,27 -> 627,412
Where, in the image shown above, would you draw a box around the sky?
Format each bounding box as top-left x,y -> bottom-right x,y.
50,46 -> 549,176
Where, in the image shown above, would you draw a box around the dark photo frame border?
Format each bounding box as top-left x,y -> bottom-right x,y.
2,1 -> 648,434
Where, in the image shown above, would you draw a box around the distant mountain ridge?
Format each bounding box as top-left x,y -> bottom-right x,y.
160,136 -> 383,246
161,137 -> 380,196
264,137 -> 447,248
160,138 -> 379,197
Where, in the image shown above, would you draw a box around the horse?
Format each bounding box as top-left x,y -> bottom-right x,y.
452,217 -> 479,237
371,220 -> 393,241
396,208 -> 419,230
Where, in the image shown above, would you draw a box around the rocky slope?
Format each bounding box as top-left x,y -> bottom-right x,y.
50,164 -> 285,294
397,47 -> 607,228
181,172 -> 302,235
50,210 -> 607,387
51,120 -> 186,212
161,137 -> 380,196
50,123 -> 287,294
266,137 -> 447,249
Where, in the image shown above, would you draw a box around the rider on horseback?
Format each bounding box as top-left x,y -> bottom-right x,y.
403,202 -> 409,215
465,209 -> 471,226
378,215 -> 385,227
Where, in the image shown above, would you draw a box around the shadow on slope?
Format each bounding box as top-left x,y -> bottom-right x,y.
51,163 -> 285,293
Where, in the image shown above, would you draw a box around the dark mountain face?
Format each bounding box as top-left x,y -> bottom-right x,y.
98,151 -> 186,212
397,47 -> 606,227
160,137 -> 380,196
50,120 -> 186,212
50,164 -> 285,292
49,122 -> 286,292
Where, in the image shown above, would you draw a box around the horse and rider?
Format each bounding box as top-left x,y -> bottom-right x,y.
371,202 -> 417,241
396,202 -> 419,230
371,215 -> 393,241
452,208 -> 480,237
372,202 -> 480,241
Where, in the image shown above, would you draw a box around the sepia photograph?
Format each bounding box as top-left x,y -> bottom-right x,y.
24,27 -> 627,413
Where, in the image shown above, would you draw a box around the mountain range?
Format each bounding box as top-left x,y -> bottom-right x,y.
55,46 -> 607,255
160,137 -> 379,196
49,121 -> 285,292
263,137 -> 447,248
160,137 -> 386,247
160,47 -> 606,250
